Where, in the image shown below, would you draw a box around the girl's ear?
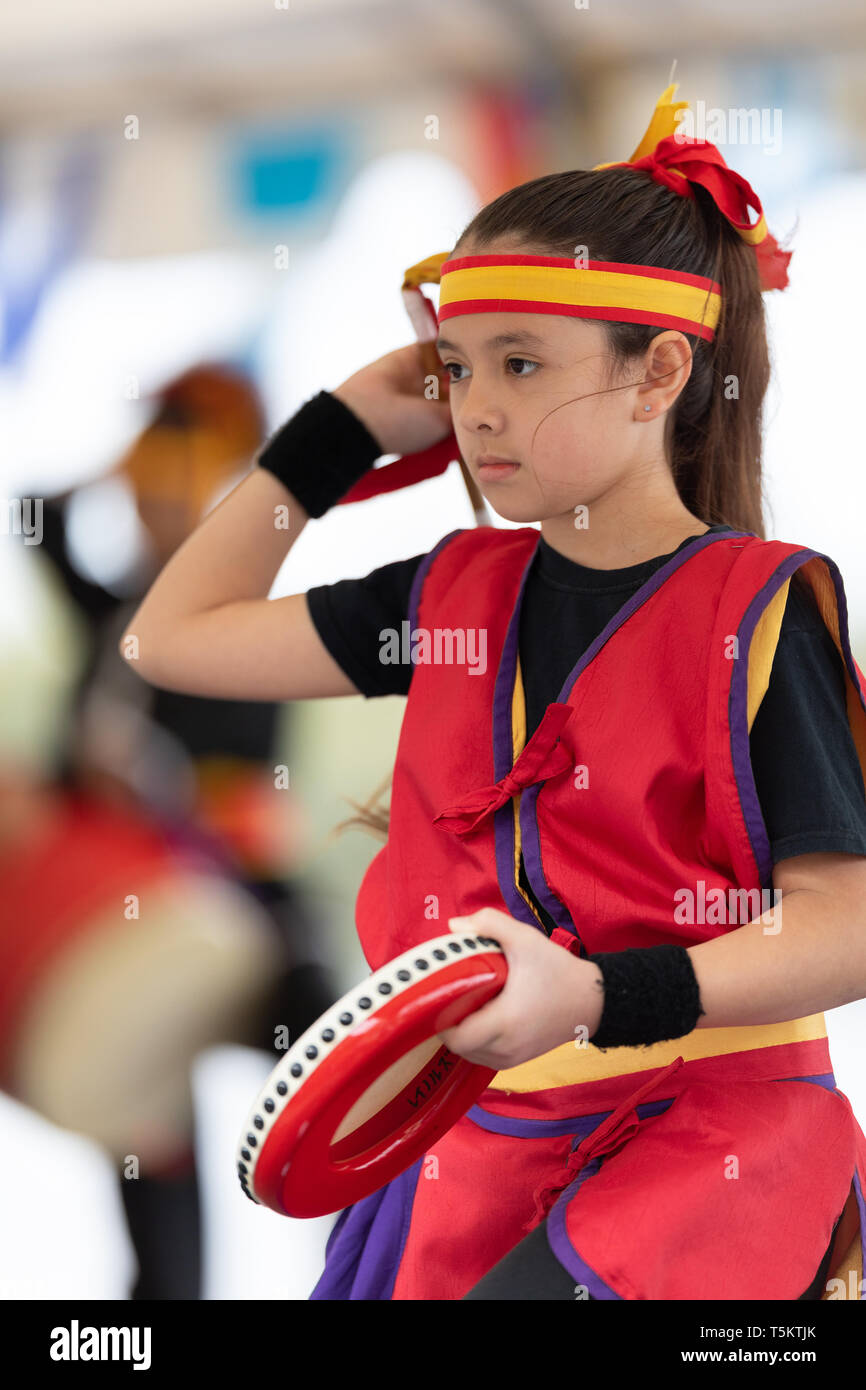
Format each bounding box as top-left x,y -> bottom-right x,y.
635,332 -> 693,418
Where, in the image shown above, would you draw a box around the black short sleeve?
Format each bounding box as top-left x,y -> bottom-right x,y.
305,553 -> 426,697
749,573 -> 866,865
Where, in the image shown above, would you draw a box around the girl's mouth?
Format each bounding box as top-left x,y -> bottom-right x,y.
477,461 -> 520,480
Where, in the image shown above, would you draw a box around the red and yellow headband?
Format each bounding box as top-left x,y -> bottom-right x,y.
436,252 -> 721,342
402,82 -> 791,348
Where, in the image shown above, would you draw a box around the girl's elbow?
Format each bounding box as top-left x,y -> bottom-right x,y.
118,622 -> 160,684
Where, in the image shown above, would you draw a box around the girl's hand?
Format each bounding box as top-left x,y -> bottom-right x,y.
332,342 -> 453,457
438,907 -> 606,1071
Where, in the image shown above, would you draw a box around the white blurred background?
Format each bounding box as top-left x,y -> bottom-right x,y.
1,0 -> 865,1298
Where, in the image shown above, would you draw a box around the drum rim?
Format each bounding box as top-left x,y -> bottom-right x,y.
236,931 -> 504,1208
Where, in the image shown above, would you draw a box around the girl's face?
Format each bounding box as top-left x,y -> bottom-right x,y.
437,306 -> 625,525
435,240 -> 687,530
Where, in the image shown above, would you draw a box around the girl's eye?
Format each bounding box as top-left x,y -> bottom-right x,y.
442,357 -> 539,383
506,357 -> 539,377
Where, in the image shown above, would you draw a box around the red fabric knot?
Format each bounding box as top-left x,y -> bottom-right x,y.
525,1054 -> 686,1230
432,703 -> 575,838
550,926 -> 582,957
607,133 -> 792,291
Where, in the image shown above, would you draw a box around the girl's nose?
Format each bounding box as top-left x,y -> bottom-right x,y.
456,378 -> 506,434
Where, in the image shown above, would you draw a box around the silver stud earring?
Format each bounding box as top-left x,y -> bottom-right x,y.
643,405 -> 651,413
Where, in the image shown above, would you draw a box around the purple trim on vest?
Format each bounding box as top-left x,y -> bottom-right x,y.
468,1095 -> 673,1139
519,780 -> 583,941
309,1157 -> 423,1300
853,1167 -> 866,1300
730,547 -> 866,889
470,1071 -> 836,1143
494,797 -> 545,927
407,528 -> 467,635
558,529 -> 747,704
493,533 -> 550,928
545,1156 -> 623,1299
518,528 -> 747,944
771,1071 -> 837,1091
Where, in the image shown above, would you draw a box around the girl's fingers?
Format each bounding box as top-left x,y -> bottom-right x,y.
440,990 -> 507,1053
448,908 -> 531,955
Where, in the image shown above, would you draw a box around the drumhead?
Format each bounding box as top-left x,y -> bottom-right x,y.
9,870 -> 283,1171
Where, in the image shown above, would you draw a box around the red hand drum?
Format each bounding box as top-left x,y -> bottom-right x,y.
236,932 -> 507,1217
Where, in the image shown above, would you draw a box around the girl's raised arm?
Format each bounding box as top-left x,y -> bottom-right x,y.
119,467 -> 362,701
118,344 -> 452,703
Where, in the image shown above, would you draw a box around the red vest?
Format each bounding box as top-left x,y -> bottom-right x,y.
355,524 -> 866,968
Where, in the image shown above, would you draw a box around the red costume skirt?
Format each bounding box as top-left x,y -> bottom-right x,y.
311,1015 -> 866,1300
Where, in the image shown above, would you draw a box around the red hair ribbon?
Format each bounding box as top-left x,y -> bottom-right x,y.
594,84 -> 792,292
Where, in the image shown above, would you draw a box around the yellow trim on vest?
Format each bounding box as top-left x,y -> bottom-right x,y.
511,654 -> 547,930
746,578 -> 789,733
487,1011 -> 829,1092
511,650 -> 526,765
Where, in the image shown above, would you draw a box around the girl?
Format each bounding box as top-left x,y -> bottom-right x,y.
123,87 -> 866,1300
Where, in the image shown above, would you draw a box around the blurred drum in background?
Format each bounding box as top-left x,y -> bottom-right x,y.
0,778 -> 284,1174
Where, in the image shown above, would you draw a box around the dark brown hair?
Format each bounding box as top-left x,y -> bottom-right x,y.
334,165 -> 786,842
455,165 -> 773,537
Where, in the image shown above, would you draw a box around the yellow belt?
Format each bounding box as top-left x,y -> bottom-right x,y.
488,1013 -> 829,1092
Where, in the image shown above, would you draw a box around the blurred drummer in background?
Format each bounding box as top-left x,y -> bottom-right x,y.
0,363 -> 337,1299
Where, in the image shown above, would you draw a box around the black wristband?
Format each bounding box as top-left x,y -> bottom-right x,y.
587,944 -> 705,1050
254,389 -> 383,519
